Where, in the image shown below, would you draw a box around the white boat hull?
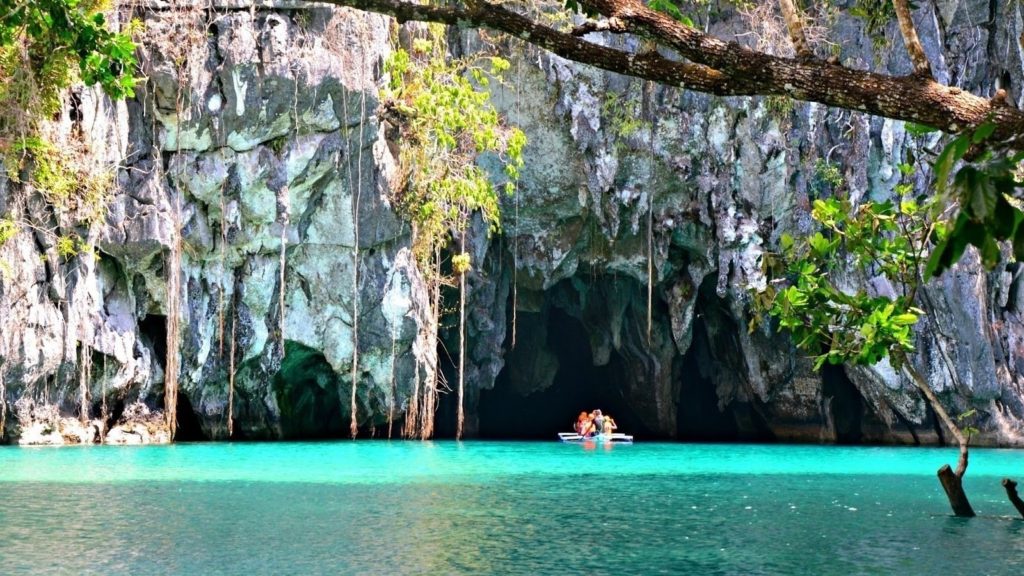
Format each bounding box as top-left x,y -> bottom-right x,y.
558,432 -> 634,444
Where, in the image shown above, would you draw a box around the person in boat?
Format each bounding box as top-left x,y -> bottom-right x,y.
575,411 -> 589,435
602,415 -> 618,435
592,410 -> 604,436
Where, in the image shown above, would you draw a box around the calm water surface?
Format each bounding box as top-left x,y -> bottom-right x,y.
1,441 -> 1023,575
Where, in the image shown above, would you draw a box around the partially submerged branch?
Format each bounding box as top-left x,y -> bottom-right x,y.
1002,478 -> 1024,519
899,357 -> 975,517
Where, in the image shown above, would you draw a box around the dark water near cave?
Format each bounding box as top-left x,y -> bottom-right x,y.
1,442 -> 1024,575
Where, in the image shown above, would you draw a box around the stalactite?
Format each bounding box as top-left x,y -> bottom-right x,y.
100,354 -> 107,443
78,343 -> 92,427
387,324 -> 397,439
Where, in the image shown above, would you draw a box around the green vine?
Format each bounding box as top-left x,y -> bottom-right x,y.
382,27 -> 525,273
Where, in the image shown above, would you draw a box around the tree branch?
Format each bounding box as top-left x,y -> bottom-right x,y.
899,358 -> 969,474
580,0 -> 1024,144
1002,478 -> 1024,519
572,17 -> 628,36
323,0 -> 1024,147
324,0 -> 745,93
893,0 -> 932,78
777,0 -> 812,59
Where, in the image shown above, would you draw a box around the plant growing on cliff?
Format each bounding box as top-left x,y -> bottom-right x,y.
0,0 -> 137,136
382,26 -> 525,439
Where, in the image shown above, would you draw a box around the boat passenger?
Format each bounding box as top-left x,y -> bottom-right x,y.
592,410 -> 604,436
579,414 -> 596,438
575,412 -> 589,435
602,415 -> 617,435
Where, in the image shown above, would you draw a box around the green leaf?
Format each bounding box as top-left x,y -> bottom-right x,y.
905,122 -> 937,137
779,233 -> 794,252
980,236 -> 1001,268
972,122 -> 996,144
934,135 -> 971,194
892,313 -> 918,326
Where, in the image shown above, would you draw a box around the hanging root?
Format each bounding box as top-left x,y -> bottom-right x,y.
457,226 -> 467,440
0,365 -> 6,440
278,185 -> 289,354
645,80 -> 656,346
164,204 -> 183,440
78,343 -> 93,426
228,294 -> 238,438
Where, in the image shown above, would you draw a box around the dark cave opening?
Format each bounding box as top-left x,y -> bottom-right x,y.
478,306 -> 644,439
138,314 -> 167,369
674,281 -> 777,443
273,341 -> 344,439
676,315 -> 741,441
822,363 -> 864,444
174,392 -> 206,441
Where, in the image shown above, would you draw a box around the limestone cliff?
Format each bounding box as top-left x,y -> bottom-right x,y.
1,0 -> 1023,445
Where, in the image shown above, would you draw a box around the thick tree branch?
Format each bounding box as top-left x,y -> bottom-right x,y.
325,0 -> 745,93
777,0 -> 812,59
893,0 -> 932,78
323,0 -> 1024,147
579,0 -> 1024,144
572,17 -> 627,36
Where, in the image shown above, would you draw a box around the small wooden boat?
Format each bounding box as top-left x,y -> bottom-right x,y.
558,432 -> 634,444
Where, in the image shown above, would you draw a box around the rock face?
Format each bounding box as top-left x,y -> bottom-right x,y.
2,0 -> 1024,445
0,4 -> 422,442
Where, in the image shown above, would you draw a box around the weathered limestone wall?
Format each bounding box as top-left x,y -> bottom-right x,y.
2,0 -> 1024,445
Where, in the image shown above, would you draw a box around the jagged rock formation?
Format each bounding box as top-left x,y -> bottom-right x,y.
2,0 -> 1024,445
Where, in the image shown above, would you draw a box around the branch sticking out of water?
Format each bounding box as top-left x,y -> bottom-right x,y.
1002,478 -> 1024,519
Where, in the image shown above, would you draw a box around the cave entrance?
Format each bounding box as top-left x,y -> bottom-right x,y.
139,314 -> 167,369
479,306 -> 642,439
273,341 -> 344,439
675,290 -> 775,442
174,392 -> 206,441
676,316 -> 740,441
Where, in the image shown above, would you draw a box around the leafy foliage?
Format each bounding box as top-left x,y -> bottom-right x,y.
848,0 -> 901,48
647,0 -> 695,26
382,29 -> 525,273
0,0 -> 138,134
757,193 -> 935,370
925,123 -> 1024,277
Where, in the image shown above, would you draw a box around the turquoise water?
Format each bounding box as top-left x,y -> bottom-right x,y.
1,442 -> 1023,574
